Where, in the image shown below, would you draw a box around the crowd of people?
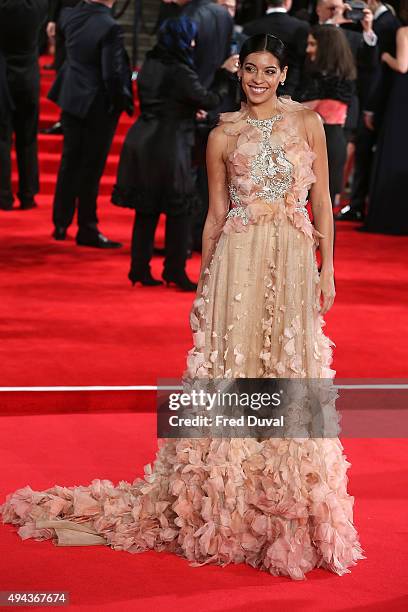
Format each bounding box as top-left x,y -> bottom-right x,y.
0,0 -> 407,290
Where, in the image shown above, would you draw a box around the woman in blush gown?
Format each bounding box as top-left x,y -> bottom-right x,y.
0,34 -> 365,581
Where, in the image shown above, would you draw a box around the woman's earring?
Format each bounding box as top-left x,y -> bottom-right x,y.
280,80 -> 285,86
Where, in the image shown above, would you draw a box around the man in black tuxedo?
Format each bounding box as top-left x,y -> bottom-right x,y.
336,0 -> 400,221
0,0 -> 47,211
243,0 -> 310,96
50,0 -> 134,248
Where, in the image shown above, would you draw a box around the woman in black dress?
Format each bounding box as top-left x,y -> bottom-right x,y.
295,25 -> 356,206
360,2 -> 408,235
112,17 -> 238,290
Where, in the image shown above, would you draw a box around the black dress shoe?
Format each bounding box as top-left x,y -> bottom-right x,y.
40,121 -> 63,135
19,200 -> 38,210
335,205 -> 364,222
53,226 -> 67,240
162,271 -> 197,291
76,231 -> 122,249
128,271 -> 163,286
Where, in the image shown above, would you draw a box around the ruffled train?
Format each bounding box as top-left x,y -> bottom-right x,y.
0,436 -> 365,581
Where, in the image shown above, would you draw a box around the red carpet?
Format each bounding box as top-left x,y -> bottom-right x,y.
0,64 -> 407,610
0,414 -> 407,611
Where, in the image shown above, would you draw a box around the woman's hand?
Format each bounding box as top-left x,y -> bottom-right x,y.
221,54 -> 240,74
381,51 -> 391,65
318,268 -> 336,315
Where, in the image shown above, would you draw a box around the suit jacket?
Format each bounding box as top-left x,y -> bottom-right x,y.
237,0 -> 266,23
243,12 -> 310,96
182,0 -> 233,88
0,0 -> 47,97
366,9 -> 401,117
48,1 -> 133,119
339,27 -> 378,119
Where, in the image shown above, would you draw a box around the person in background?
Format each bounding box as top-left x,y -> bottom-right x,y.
155,0 -> 190,30
49,0 -> 134,248
0,0 -> 48,211
296,25 -> 356,207
112,17 -> 238,290
336,0 -> 400,221
218,0 -> 248,51
41,0 -> 82,135
182,0 -> 234,253
235,0 -> 267,23
182,0 -> 234,87
243,0 -> 310,96
359,0 -> 408,234
315,0 -> 378,207
47,0 -> 82,70
217,0 -> 246,110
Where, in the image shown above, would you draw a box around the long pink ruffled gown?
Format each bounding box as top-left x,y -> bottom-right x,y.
0,98 -> 365,580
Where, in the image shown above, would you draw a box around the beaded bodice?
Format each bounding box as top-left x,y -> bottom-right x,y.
222,103 -> 316,231
245,116 -> 294,203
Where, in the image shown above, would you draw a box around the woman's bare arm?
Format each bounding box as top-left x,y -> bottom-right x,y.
199,126 -> 230,280
382,27 -> 408,74
304,109 -> 336,314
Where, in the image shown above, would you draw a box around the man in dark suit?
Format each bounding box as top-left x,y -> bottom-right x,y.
336,0 -> 400,221
50,0 -> 133,248
0,0 -> 47,211
182,0 -> 234,87
243,0 -> 310,96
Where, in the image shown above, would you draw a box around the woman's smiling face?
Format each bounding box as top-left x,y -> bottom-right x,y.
239,51 -> 287,105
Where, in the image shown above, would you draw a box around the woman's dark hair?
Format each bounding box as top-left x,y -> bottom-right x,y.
399,0 -> 408,25
308,25 -> 357,81
239,34 -> 288,70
